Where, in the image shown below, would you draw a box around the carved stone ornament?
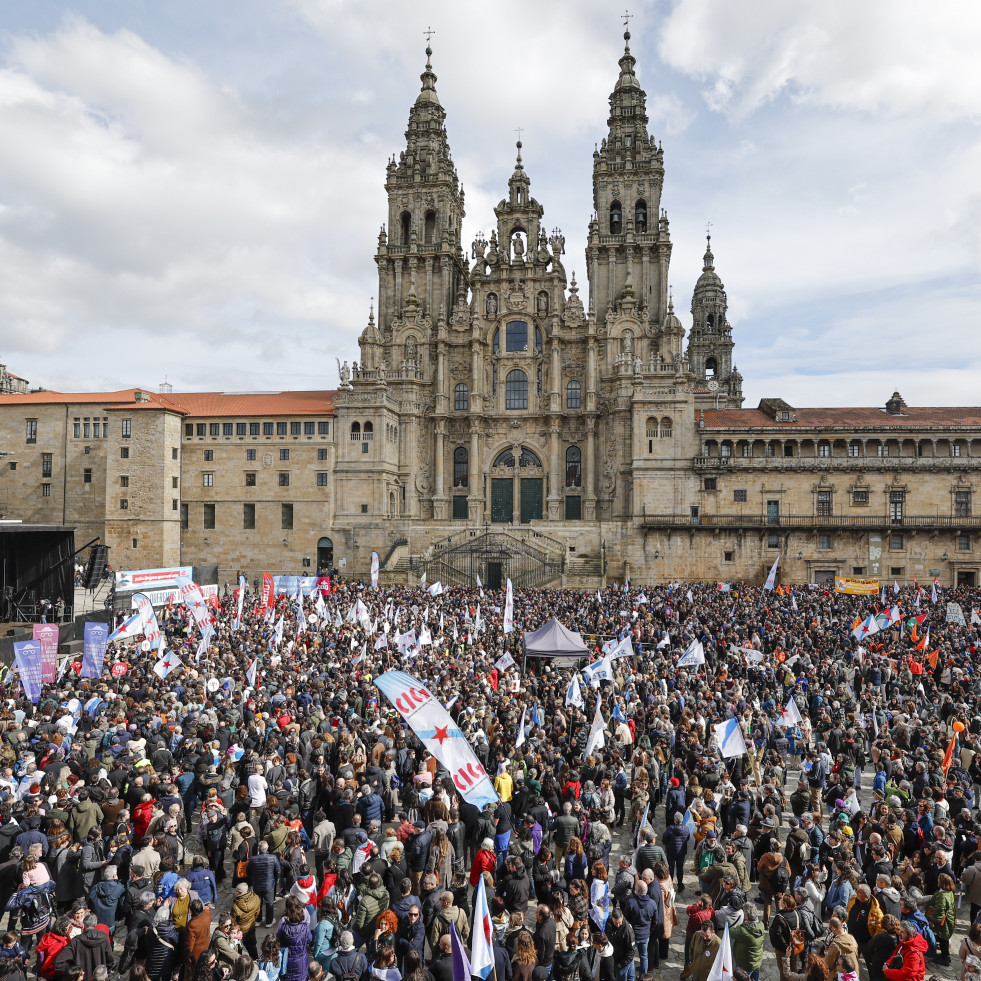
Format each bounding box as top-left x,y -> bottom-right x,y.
506,290 -> 526,311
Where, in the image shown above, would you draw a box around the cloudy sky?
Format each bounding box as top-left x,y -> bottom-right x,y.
1,1 -> 979,407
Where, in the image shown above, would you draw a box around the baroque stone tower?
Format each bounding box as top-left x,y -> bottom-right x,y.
685,234 -> 744,407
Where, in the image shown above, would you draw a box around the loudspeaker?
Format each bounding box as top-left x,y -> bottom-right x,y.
81,545 -> 109,589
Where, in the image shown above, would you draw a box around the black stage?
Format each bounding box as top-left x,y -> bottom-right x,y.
0,523 -> 75,623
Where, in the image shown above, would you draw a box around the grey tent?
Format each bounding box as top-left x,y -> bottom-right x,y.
522,617 -> 590,667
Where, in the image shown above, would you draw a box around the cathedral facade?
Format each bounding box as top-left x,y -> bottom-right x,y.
331,35 -> 749,583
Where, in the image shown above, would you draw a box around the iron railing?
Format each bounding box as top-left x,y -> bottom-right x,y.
638,510 -> 980,530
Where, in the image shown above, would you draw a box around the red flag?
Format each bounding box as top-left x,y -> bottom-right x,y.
261,572 -> 275,610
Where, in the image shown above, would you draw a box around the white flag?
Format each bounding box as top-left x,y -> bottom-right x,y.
714,717 -> 748,759
153,650 -> 182,680
706,922 -> 734,981
584,695 -> 606,758
420,572 -> 427,587
686,588 -> 694,603
763,556 -> 780,590
515,708 -> 527,748
495,652 -> 516,672
427,581 -> 444,596
273,616 -> 284,648
419,626 -> 433,646
374,635 -> 388,650
607,635 -> 634,659
503,579 -> 514,634
657,633 -> 670,649
476,574 -> 483,598
371,551 -> 379,587
780,696 -> 803,727
396,629 -> 417,654
246,659 -> 258,688
678,640 -> 705,667
565,674 -> 583,708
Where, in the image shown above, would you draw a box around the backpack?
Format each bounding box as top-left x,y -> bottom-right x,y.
333,949 -> 362,981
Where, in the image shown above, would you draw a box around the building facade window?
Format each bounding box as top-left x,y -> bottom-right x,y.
291,422 -> 302,435
818,533 -> 832,550
279,473 -> 290,486
891,532 -> 904,549
120,476 -> 129,488
350,422 -> 361,441
566,380 -> 581,409
853,489 -> 869,504
506,321 -> 528,352
203,473 -> 214,487
317,472 -> 328,486
818,442 -> 831,457
816,490 -> 832,516
454,383 -> 469,411
203,503 -> 215,528
41,483 -> 50,497
209,423 -> 220,436
704,477 -> 717,491
955,490 -> 971,517
565,446 -> 582,487
318,448 -> 328,460
204,449 -> 213,461
277,422 -> 288,435
282,503 -> 293,529
505,369 -> 528,409
120,499 -> 129,510
223,423 -> 233,436
120,447 -> 129,459
263,422 -> 274,435
196,424 -> 206,437
237,423 -> 247,436
958,533 -> 971,551
318,421 -> 329,435
25,420 -> 37,444
304,422 -> 315,435
243,504 -> 255,529
74,422 -> 81,438
247,449 -> 256,461
41,454 -> 52,478
280,449 -> 289,461
848,442 -> 861,457
889,490 -> 905,523
250,423 -> 261,436
245,472 -> 256,486
180,503 -> 188,529
453,447 -> 469,488
83,469 -> 92,483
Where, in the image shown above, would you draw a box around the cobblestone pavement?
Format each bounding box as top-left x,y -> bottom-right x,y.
181,762 -> 962,981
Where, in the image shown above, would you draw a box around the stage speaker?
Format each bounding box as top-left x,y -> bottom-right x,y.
81,545 -> 109,589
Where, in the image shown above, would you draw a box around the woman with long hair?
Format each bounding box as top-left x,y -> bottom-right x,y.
512,930 -> 538,981
588,862 -> 610,932
565,838 -> 587,885
275,898 -> 312,981
426,829 -> 454,890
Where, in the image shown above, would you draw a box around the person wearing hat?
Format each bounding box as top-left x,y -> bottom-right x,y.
232,881 -> 262,960
665,777 -> 687,825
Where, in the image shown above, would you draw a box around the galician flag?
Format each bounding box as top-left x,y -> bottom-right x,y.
780,696 -> 803,727
706,922 -> 734,981
470,875 -> 494,979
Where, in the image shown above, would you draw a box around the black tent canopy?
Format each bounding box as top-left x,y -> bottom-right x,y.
522,617 -> 589,666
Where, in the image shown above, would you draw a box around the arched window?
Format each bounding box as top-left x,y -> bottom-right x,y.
492,329 -> 500,355
363,422 -> 373,441
494,449 -> 515,467
566,380 -> 581,409
660,416 -> 672,438
610,201 -> 622,234
453,447 -> 469,487
646,417 -> 657,453
350,422 -> 361,442
505,369 -> 528,409
506,321 -> 528,352
404,336 -> 418,362
400,211 -> 411,245
519,448 -> 541,467
635,199 -> 647,232
565,446 -> 582,487
424,211 -> 436,245
454,383 -> 469,411
706,313 -> 715,330
705,357 -> 717,379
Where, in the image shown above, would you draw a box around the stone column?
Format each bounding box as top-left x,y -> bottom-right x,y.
433,424 -> 446,519
469,428 -> 481,522
548,421 -> 561,520
585,420 -> 597,520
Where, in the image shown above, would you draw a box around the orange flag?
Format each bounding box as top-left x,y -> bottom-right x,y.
927,649 -> 938,670
943,731 -> 957,774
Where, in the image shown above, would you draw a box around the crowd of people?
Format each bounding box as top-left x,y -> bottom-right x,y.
0,574 -> 978,981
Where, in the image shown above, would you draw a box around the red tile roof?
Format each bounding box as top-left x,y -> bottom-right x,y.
702,406 -> 981,430
0,388 -> 335,417
164,391 -> 335,417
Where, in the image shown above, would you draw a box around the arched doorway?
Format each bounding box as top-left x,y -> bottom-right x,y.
317,537 -> 333,572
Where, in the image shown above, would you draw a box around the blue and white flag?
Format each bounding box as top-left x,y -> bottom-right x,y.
636,802 -> 650,848
531,703 -> 542,727
713,717 -> 748,759
612,702 -> 628,724
565,673 -> 584,708
678,640 -> 705,667
108,611 -> 141,643
683,808 -> 697,835
763,556 -> 780,591
607,635 -> 635,660
12,641 -> 42,703
582,656 -> 613,688
152,650 -> 182,680
81,622 -> 109,679
470,875 -> 494,979
245,658 -> 258,689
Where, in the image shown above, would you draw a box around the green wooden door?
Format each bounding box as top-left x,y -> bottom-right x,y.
520,478 -> 543,523
491,478 -> 513,523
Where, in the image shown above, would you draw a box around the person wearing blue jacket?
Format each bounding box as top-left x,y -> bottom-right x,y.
662,812 -> 691,892
623,879 -> 663,971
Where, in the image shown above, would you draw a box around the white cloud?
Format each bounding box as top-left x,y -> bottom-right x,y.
660,0 -> 981,121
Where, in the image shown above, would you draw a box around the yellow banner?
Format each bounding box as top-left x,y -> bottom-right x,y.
835,576 -> 880,596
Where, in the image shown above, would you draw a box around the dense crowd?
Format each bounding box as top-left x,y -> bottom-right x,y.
0,575 -> 980,981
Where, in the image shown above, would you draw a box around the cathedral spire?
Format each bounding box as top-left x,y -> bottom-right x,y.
416,42 -> 440,106
615,27 -> 640,92
703,231 -> 715,271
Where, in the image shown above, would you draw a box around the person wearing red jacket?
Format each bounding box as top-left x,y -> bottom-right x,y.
470,837 -> 496,888
132,796 -> 154,847
883,924 -> 928,981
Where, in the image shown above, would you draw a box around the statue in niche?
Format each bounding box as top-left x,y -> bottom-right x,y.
622,332 -> 633,355
511,233 -> 525,260
537,292 -> 548,315
486,293 -> 498,317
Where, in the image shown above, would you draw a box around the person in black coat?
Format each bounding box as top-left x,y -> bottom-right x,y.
661,814 -> 691,891
394,905 -> 425,971
247,841 -> 281,927
428,933 -> 453,981
117,890 -> 154,976
498,857 -> 530,914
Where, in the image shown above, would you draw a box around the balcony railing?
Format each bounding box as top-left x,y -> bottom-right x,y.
638,509 -> 980,530
693,455 -> 978,471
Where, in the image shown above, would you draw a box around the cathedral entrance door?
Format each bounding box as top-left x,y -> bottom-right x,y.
520,478 -> 543,524
491,478 -> 513,523
317,537 -> 334,571
486,562 -> 503,591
